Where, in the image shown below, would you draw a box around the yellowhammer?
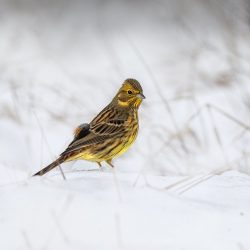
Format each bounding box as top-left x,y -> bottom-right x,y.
33,78 -> 145,176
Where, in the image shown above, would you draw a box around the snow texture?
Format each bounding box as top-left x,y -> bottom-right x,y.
0,167 -> 250,250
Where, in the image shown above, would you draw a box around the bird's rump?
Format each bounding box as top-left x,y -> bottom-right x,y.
72,123 -> 90,142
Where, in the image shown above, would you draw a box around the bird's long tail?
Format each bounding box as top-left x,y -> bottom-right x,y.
33,157 -> 65,176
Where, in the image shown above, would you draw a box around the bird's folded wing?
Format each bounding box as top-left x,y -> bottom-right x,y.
61,120 -> 126,156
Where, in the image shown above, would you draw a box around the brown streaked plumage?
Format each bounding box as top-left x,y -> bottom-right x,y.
33,78 -> 145,176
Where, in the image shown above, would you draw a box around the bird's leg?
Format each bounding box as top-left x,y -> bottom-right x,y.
97,162 -> 103,171
106,159 -> 115,168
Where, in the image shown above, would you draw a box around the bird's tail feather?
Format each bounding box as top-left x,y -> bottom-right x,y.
33,157 -> 65,176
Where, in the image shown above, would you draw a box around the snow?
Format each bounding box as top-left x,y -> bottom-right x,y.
0,168 -> 250,250
0,0 -> 250,249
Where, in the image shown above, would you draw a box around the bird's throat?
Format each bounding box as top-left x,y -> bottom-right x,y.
118,100 -> 130,107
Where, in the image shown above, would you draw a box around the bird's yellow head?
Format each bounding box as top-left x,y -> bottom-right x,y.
114,79 -> 145,108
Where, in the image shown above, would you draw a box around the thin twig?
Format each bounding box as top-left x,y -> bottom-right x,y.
177,174 -> 214,195
206,104 -> 229,167
208,104 -> 250,130
21,230 -> 33,250
163,176 -> 195,190
111,166 -> 122,203
33,110 -> 66,180
51,211 -> 70,245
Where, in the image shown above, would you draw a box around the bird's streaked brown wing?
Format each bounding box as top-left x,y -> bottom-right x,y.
60,110 -> 127,156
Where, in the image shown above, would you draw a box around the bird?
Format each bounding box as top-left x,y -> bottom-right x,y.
33,78 -> 145,176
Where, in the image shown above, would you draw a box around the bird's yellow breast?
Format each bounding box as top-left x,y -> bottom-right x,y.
112,127 -> 138,159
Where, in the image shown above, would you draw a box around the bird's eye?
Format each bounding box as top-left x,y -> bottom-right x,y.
128,90 -> 133,95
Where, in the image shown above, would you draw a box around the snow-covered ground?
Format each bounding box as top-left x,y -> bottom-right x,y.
1,166 -> 250,250
0,0 -> 250,249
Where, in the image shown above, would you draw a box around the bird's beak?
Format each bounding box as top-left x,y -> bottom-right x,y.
137,93 -> 146,100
